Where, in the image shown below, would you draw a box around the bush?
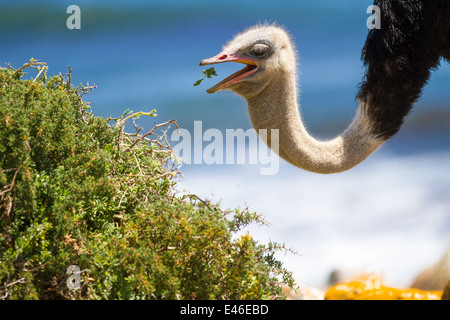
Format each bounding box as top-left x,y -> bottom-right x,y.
0,60 -> 295,300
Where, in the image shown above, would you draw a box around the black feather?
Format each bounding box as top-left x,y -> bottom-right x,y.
357,0 -> 449,140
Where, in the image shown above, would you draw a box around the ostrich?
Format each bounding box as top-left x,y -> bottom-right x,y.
199,1 -> 449,174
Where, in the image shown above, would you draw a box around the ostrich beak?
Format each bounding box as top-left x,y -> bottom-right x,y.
199,52 -> 257,93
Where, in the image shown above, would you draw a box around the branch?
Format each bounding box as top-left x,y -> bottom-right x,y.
123,119 -> 178,153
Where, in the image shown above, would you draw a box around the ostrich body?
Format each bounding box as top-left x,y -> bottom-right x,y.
200,0 -> 450,174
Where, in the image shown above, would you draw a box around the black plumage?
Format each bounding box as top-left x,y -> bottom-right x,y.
358,0 -> 449,140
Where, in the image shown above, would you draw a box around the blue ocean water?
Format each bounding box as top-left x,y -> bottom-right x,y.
1,1 -> 449,289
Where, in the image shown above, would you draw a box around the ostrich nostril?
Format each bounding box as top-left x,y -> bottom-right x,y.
218,54 -> 227,60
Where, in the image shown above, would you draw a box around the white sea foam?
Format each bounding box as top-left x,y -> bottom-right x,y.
176,149 -> 450,289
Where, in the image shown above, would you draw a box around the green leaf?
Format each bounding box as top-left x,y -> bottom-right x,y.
193,67 -> 218,86
203,67 -> 217,78
193,79 -> 204,86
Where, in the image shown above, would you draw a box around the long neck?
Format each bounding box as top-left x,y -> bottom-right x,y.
246,72 -> 384,174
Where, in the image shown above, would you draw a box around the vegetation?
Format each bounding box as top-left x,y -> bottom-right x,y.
0,59 -> 295,300
193,67 -> 217,86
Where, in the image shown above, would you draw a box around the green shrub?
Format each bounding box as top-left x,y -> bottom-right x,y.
0,59 -> 295,300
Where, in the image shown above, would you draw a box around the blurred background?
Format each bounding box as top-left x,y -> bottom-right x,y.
1,0 -> 449,290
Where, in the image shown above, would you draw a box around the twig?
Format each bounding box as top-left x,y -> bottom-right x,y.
66,65 -> 72,87
2,277 -> 26,288
0,167 -> 20,221
12,58 -> 47,77
116,111 -> 157,128
187,194 -> 213,211
0,277 -> 27,299
123,119 -> 178,153
32,66 -> 47,83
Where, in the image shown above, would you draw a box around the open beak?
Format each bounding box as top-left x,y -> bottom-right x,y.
199,52 -> 257,93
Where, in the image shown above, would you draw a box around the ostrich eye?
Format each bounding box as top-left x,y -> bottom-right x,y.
251,43 -> 270,57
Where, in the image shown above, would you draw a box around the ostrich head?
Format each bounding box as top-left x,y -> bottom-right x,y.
200,25 -> 297,97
